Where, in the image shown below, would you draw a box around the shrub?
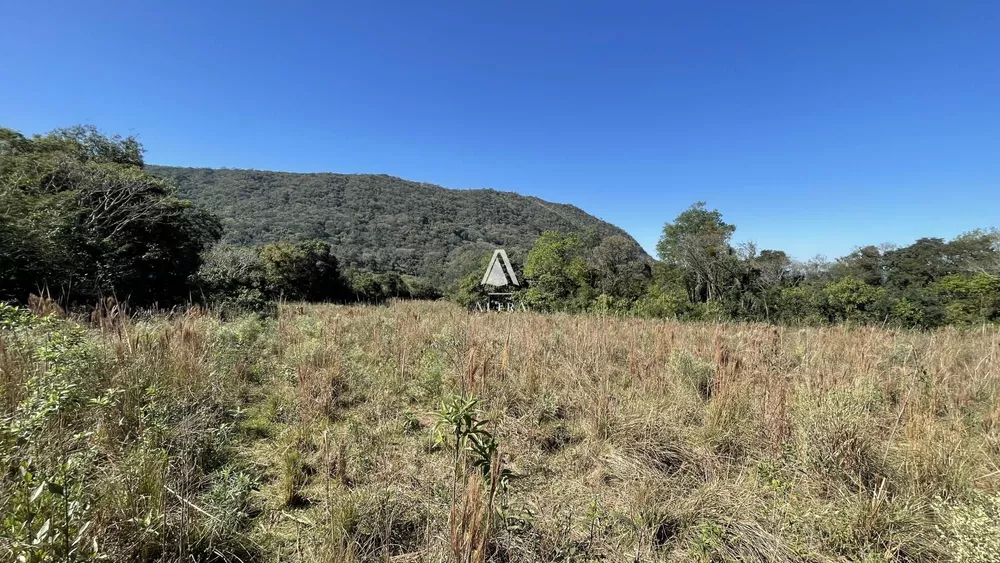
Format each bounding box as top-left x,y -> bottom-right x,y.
632,284 -> 691,319
260,240 -> 346,301
820,277 -> 889,323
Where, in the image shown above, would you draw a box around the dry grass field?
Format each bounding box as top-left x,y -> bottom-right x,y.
2,300 -> 1000,562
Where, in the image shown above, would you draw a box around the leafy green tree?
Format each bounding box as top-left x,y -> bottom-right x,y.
194,245 -> 269,311
451,252 -> 494,308
0,125 -> 221,305
346,270 -> 384,302
345,270 -> 435,303
590,234 -> 651,300
950,229 -> 1000,275
891,297 -> 927,328
931,273 -> 1000,325
373,272 -> 407,299
259,240 -> 344,301
731,248 -> 796,321
820,277 -> 888,323
656,202 -> 736,302
631,263 -> 692,319
774,285 -> 825,324
452,271 -> 490,308
879,237 -> 995,290
882,238 -> 950,289
524,231 -> 592,311
0,187 -> 80,299
401,276 -> 441,300
632,283 -> 692,319
197,246 -> 266,295
753,249 -> 793,287
832,245 -> 887,286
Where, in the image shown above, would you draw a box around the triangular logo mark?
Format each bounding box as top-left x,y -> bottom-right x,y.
480,249 -> 519,287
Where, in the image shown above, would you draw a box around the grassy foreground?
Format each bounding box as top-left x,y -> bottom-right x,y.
2,301 -> 999,562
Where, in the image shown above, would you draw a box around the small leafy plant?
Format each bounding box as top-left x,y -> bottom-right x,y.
434,396 -> 515,491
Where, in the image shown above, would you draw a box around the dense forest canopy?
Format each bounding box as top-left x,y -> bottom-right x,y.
147,165 -> 647,288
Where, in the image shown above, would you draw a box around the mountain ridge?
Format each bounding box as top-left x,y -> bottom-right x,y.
147,165 -> 648,287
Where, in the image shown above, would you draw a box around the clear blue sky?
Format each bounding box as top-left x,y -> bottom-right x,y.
3,1 -> 999,260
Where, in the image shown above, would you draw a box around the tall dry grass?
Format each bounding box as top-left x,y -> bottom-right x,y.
2,299 -> 999,561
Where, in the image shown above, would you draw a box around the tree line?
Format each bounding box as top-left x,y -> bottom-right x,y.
3,125 -> 998,328
475,202 -> 1000,328
0,126 -> 434,310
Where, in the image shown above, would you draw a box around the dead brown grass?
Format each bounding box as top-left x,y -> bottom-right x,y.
3,299 -> 999,561
238,300 -> 998,561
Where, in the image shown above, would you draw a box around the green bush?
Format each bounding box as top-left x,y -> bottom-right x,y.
260,240 -> 346,301
932,273 -> 1000,325
0,305 -> 104,561
346,270 -> 438,303
632,284 -> 691,319
820,277 -> 889,323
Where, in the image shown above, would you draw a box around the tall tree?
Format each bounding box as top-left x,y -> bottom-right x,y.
656,202 -> 736,302
833,245 -> 886,286
730,247 -> 795,321
951,229 -> 1000,275
524,231 -> 591,311
882,237 -> 973,289
0,125 -> 221,305
590,234 -> 651,300
753,249 -> 793,288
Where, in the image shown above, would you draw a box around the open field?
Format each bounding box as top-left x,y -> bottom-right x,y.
2,300 -> 1000,562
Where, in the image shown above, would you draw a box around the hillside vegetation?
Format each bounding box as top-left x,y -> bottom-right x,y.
3,300 -> 999,562
146,165 -> 646,286
5,125 -> 1000,330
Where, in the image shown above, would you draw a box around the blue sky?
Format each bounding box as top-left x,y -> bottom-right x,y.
3,1 -> 999,260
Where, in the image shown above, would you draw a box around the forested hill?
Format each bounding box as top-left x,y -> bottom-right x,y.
147,165 -> 647,285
